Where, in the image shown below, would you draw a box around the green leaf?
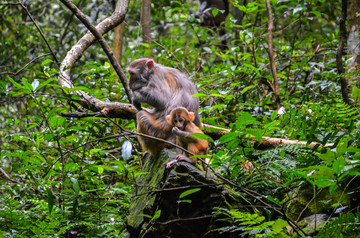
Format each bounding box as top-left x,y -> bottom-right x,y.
22,78 -> 33,92
7,76 -> 24,90
212,8 -> 219,17
97,165 -> 104,174
192,92 -> 206,98
41,59 -> 53,66
333,157 -> 345,174
242,84 -> 257,94
47,188 -> 54,215
71,177 -> 81,195
314,179 -> 336,188
179,199 -> 192,204
329,184 -> 339,195
219,132 -> 241,143
190,133 -> 214,142
352,84 -> 360,97
23,156 -> 42,165
317,150 -> 337,164
50,116 -> 65,128
36,77 -> 56,91
141,43 -> 150,48
152,210 -> 161,220
270,110 -> 277,120
179,188 -> 201,199
235,112 -> 260,129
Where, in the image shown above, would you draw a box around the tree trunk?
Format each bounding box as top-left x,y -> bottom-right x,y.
113,22 -> 125,65
127,149 -> 248,238
346,0 -> 360,73
141,0 -> 152,57
336,0 -> 350,104
265,0 -> 281,109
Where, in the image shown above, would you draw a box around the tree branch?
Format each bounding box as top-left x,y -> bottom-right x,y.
0,53 -> 51,76
18,1 -> 59,65
59,0 -> 131,102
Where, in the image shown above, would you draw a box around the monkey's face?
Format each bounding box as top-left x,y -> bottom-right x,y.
128,67 -> 148,91
172,117 -> 186,130
128,59 -> 154,91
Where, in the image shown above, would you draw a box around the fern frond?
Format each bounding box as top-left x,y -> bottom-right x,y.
315,212 -> 360,237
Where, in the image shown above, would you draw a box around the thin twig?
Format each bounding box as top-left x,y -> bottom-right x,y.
0,53 -> 51,76
18,1 -> 59,65
0,167 -> 24,185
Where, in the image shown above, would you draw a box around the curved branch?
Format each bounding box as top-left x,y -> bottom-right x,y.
58,0 -> 132,115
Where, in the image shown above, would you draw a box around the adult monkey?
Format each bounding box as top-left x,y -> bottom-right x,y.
127,58 -> 200,155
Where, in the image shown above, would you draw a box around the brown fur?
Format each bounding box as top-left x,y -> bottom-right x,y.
128,58 -> 200,155
166,107 -> 208,167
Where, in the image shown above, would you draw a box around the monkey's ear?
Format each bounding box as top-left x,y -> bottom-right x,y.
188,112 -> 195,121
146,59 -> 155,71
166,115 -> 172,125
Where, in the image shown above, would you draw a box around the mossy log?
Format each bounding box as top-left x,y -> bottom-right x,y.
127,149 -> 246,238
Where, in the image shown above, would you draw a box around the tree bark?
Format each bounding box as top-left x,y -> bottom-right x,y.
60,0 -> 131,101
346,0 -> 360,73
336,0 -> 350,104
141,0 -> 152,56
58,0 -> 135,116
265,0 -> 280,109
114,22 -> 125,65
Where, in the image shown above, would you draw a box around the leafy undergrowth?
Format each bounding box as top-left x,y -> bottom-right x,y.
1,0 -> 360,237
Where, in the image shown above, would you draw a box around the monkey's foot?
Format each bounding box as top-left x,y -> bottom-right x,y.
175,154 -> 188,161
166,160 -> 178,169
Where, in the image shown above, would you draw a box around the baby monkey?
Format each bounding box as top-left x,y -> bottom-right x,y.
166,107 -> 208,168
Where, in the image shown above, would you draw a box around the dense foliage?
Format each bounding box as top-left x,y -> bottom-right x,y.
1,0 -> 360,237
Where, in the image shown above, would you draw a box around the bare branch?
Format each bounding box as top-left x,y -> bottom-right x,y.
18,1 -> 59,65
0,53 -> 51,76
59,0 -> 131,102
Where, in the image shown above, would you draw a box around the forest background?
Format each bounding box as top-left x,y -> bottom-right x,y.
1,0 -> 360,237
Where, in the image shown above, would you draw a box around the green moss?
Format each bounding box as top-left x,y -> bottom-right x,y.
127,150 -> 174,229
286,185 -> 351,221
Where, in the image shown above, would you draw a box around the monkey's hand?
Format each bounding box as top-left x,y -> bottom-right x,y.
172,127 -> 189,137
172,127 -> 181,135
132,96 -> 142,111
